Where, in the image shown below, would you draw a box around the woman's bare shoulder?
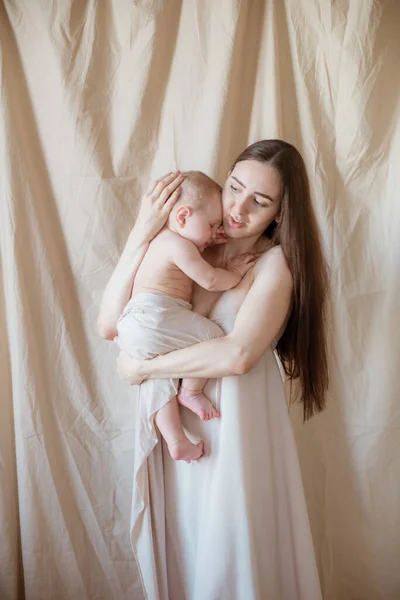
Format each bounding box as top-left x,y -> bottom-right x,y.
254,244 -> 292,285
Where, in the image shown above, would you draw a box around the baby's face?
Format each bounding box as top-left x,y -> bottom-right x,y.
183,191 -> 222,252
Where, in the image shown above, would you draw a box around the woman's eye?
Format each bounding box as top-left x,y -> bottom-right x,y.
230,184 -> 239,192
254,197 -> 267,207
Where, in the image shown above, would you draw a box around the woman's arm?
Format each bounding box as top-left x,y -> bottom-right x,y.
117,247 -> 293,383
97,234 -> 149,340
97,171 -> 184,339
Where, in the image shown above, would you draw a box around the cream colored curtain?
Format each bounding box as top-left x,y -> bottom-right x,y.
1,1 -> 399,599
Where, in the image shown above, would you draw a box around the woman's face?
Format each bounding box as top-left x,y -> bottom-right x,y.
222,159 -> 283,239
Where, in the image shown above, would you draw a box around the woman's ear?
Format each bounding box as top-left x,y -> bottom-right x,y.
275,213 -> 281,224
175,206 -> 192,228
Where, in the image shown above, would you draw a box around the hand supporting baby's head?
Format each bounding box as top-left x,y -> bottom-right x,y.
169,171 -> 223,251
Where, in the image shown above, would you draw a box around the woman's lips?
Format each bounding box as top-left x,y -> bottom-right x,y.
228,215 -> 245,229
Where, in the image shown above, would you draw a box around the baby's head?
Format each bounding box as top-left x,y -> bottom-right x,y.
170,171 -> 222,251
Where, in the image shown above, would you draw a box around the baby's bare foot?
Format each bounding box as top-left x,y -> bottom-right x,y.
177,388 -> 220,421
168,439 -> 204,463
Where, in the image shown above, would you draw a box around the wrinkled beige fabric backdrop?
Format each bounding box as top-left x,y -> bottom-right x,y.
1,1 -> 399,599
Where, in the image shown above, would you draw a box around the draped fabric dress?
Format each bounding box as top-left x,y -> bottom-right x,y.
127,258 -> 322,600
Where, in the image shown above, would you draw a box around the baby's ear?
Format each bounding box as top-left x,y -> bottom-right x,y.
175,206 -> 192,227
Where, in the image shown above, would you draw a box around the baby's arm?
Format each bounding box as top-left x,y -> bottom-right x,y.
174,239 -> 256,291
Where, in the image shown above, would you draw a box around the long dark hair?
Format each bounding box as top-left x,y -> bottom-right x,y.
232,140 -> 329,420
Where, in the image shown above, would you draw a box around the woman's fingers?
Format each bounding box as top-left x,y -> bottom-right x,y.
157,173 -> 185,206
146,172 -> 173,195
163,186 -> 182,213
146,171 -> 177,196
145,171 -> 184,210
116,351 -> 131,382
152,171 -> 183,201
116,351 -> 144,386
245,252 -> 261,262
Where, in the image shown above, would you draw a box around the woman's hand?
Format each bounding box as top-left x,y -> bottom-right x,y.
134,171 -> 185,243
116,349 -> 146,386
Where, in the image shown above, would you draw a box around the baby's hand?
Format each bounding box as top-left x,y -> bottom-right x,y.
226,253 -> 259,279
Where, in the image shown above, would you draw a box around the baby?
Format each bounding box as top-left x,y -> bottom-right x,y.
117,171 -> 256,462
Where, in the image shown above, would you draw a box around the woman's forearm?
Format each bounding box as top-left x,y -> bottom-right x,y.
139,334 -> 250,380
97,229 -> 148,339
97,171 -> 185,339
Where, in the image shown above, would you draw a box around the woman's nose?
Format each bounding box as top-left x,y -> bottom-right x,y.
233,195 -> 250,215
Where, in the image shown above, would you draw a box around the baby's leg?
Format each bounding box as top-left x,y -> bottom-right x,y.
177,378 -> 220,421
155,396 -> 204,463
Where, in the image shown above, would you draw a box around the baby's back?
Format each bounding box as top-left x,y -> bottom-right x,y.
133,229 -> 194,302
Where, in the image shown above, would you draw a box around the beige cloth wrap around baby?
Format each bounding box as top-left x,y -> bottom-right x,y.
117,292 -> 223,593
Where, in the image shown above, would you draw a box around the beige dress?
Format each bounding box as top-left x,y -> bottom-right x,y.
128,276 -> 322,600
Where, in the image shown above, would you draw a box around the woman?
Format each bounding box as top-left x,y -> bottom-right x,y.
98,140 -> 328,600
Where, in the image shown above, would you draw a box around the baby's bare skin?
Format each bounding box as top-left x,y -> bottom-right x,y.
132,228 -> 255,300
133,229 -> 196,302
